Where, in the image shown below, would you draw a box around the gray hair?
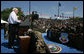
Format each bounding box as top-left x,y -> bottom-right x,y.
12,8 -> 18,11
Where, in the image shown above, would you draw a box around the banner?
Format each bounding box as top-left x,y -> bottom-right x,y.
59,33 -> 69,43
74,7 -> 77,10
59,2 -> 61,7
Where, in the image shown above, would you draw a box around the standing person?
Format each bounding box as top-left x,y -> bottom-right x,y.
8,8 -> 22,48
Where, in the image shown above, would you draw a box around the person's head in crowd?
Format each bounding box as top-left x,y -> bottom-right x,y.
79,23 -> 83,27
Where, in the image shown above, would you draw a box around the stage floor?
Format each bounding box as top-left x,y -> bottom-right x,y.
1,29 -> 19,53
1,29 -> 83,53
41,33 -> 83,53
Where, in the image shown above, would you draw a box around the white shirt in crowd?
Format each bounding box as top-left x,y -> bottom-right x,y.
8,11 -> 21,24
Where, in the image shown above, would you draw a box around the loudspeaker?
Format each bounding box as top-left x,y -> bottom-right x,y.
32,11 -> 39,21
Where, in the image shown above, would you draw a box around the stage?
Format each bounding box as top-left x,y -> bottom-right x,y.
41,33 -> 83,53
1,29 -> 83,53
1,29 -> 19,53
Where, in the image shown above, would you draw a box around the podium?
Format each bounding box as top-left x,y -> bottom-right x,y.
19,36 -> 31,53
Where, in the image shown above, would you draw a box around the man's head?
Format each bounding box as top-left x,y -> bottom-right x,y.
12,8 -> 18,14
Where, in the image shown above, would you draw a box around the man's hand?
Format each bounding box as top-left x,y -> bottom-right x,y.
18,20 -> 22,22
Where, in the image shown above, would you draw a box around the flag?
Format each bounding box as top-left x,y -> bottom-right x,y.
59,2 -> 61,7
74,7 -> 77,10
54,15 -> 57,17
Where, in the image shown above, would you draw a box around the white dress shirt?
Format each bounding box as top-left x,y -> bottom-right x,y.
8,11 -> 20,24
